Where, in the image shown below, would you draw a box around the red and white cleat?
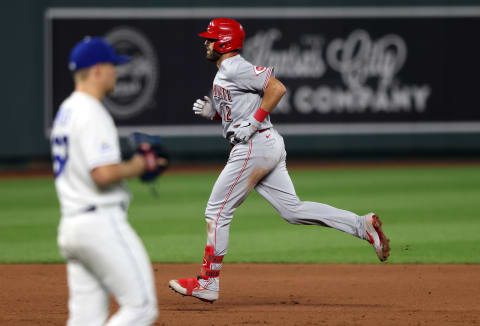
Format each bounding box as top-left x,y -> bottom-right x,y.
364,213 -> 391,262
169,277 -> 219,303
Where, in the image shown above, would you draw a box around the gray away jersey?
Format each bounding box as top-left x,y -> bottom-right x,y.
211,55 -> 274,139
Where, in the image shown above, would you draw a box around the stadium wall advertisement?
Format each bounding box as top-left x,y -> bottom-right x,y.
45,7 -> 480,138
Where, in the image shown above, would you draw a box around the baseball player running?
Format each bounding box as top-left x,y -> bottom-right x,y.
51,37 -> 161,325
169,18 -> 390,303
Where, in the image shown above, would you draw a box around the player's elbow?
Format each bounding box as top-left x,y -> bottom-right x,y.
91,165 -> 120,187
268,77 -> 287,98
278,84 -> 286,100
276,81 -> 287,97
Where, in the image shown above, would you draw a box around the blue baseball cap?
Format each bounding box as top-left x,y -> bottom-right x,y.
68,36 -> 131,71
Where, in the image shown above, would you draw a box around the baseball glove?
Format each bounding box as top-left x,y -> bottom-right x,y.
128,132 -> 169,182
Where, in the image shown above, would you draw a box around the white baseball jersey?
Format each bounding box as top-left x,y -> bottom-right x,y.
211,54 -> 274,139
51,91 -> 130,216
52,90 -> 157,325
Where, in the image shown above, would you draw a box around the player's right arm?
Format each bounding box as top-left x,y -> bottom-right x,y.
91,154 -> 168,187
79,104 -> 166,188
193,96 -> 221,120
90,154 -> 147,187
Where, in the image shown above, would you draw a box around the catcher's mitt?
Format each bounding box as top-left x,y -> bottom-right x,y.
128,132 -> 169,182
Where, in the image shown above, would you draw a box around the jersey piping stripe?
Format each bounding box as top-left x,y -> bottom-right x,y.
214,139 -> 253,251
262,68 -> 273,91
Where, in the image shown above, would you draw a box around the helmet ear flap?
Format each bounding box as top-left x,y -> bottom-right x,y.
213,35 -> 232,53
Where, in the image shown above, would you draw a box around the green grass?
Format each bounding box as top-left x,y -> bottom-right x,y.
1,165 -> 479,264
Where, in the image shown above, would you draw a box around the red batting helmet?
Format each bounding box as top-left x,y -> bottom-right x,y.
198,18 -> 245,54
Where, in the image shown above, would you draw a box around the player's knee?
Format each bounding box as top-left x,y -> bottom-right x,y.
205,205 -> 234,225
281,215 -> 303,225
278,201 -> 304,224
204,210 -> 215,223
205,204 -> 216,222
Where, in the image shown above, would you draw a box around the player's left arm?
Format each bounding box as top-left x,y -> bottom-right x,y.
91,154 -> 164,187
255,76 -> 287,116
233,77 -> 286,143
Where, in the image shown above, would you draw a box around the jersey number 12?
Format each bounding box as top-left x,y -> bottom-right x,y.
223,105 -> 232,122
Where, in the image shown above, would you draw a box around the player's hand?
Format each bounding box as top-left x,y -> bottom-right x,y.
233,117 -> 261,144
193,96 -> 215,120
128,132 -> 170,182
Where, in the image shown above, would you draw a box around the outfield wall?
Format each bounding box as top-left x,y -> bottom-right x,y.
1,0 -> 480,163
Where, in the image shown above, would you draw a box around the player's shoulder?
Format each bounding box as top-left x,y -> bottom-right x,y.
63,92 -> 91,108
220,54 -> 255,77
65,92 -> 109,124
72,92 -> 106,114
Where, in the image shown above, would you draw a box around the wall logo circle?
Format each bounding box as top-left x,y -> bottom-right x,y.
103,27 -> 159,119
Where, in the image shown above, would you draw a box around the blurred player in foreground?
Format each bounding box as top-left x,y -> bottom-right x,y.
51,37 -> 162,325
169,18 -> 391,303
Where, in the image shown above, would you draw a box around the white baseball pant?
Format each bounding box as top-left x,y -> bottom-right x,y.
58,205 -> 158,326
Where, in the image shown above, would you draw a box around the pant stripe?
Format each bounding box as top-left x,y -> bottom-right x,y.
214,139 -> 253,251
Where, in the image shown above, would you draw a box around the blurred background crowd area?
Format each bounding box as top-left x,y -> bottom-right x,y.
1,0 -> 480,173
